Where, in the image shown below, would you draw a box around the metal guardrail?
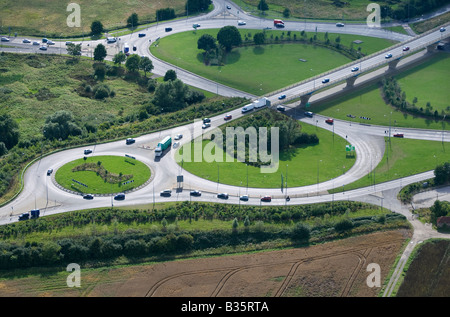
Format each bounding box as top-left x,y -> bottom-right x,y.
266,23 -> 450,105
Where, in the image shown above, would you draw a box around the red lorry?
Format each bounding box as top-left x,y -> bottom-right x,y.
274,19 -> 284,27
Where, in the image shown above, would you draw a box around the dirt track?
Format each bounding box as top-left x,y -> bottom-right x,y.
84,229 -> 411,297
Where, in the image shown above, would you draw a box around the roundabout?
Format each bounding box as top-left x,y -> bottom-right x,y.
54,155 -> 152,195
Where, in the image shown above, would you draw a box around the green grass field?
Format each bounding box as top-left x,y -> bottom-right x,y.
151,28 -> 396,95
176,121 -> 355,188
332,136 -> 448,193
311,53 -> 450,130
55,155 -> 151,194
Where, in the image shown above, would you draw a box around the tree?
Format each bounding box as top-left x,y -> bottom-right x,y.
156,8 -> 176,21
90,20 -> 104,35
257,0 -> 269,12
125,54 -> 141,72
197,33 -> 216,52
113,51 -> 126,66
217,25 -> 242,52
66,43 -> 81,57
164,69 -> 177,81
43,110 -> 82,140
0,113 -> 20,150
253,32 -> 266,46
127,13 -> 139,28
434,162 -> 450,185
152,79 -> 189,112
283,8 -> 290,18
93,43 -> 107,61
186,0 -> 211,13
139,56 -> 154,77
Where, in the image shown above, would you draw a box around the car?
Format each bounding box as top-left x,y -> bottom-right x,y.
325,118 -> 334,124
47,40 -> 55,45
202,123 -> 211,129
261,196 -> 271,202
165,27 -> 172,32
133,45 -> 137,51
174,134 -> 183,140
322,78 -> 330,84
224,114 -> 232,120
240,195 -> 249,201
203,118 -> 211,123
32,41 -> 40,45
277,105 -> 286,112
403,46 -> 410,51
440,27 -> 446,32
351,66 -> 359,72
84,149 -> 92,155
30,209 -> 40,219
114,193 -> 125,200
217,193 -> 229,199
42,38 -> 48,43
39,46 -> 47,50
190,190 -> 202,196
138,33 -> 146,37
47,168 -> 53,176
173,142 -> 179,148
160,189 -> 172,197
83,194 -> 94,200
385,53 -> 392,59
304,111 -> 314,117
1,37 -> 10,42
106,37 -> 117,43
126,138 -> 135,145
336,23 -> 345,27
22,39 -> 31,43
18,213 -> 30,221
278,94 -> 286,100
227,5 -> 231,9
275,23 -> 285,28
193,23 -> 201,28
393,133 -> 404,138
238,21 -> 246,25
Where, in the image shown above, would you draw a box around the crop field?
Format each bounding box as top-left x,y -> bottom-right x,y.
0,230 -> 410,297
397,239 -> 450,296
54,155 -> 151,194
0,0 -> 188,37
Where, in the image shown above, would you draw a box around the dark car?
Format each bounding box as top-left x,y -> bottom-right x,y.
203,118 -> 211,123
224,114 -> 232,120
385,53 -> 393,59
261,196 -> 272,202
30,209 -> 40,219
47,168 -> 53,176
278,94 -> 286,100
217,193 -> 229,199
403,46 -> 410,51
336,23 -> 345,27
393,133 -> 404,138
138,33 -> 146,37
322,78 -> 330,84
190,190 -> 202,196
165,27 -> 172,32
18,213 -> 29,221
126,138 -> 135,145
277,105 -> 286,112
83,194 -> 94,200
84,149 -> 92,155
114,193 -> 125,200
351,66 -> 359,72
240,195 -> 249,201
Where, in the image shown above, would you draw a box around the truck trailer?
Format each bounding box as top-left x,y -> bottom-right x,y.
155,136 -> 172,157
274,19 -> 284,27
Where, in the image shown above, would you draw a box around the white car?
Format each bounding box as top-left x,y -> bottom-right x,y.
238,21 -> 246,25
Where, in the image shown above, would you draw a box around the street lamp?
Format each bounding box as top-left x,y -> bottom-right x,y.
317,159 -> 322,195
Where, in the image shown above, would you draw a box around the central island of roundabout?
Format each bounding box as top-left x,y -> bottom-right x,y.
54,155 -> 152,196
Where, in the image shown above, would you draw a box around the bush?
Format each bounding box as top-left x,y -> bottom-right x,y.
291,222 -> 310,241
334,218 -> 353,232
